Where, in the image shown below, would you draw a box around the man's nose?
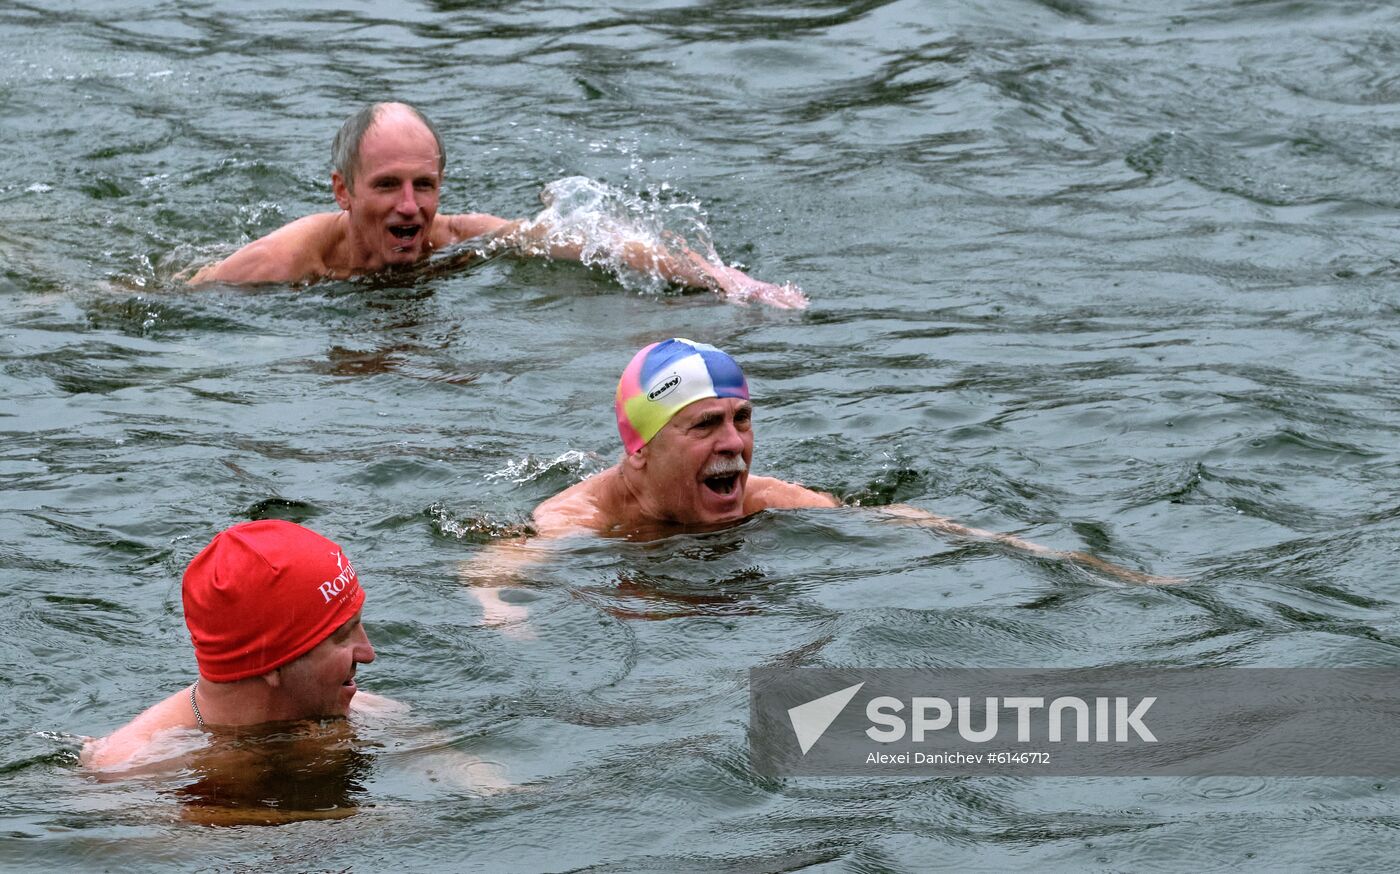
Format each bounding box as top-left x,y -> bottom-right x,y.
354,626 -> 376,663
395,182 -> 417,214
714,419 -> 745,453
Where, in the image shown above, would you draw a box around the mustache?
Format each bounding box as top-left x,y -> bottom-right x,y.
701,457 -> 748,478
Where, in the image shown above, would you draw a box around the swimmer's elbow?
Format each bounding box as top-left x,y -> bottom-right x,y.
187,262 -> 221,285
78,737 -> 101,768
532,518 -> 587,539
80,735 -> 134,771
188,258 -> 261,286
788,487 -> 840,509
753,478 -> 841,511
530,503 -> 590,538
450,213 -> 516,243
189,242 -> 301,285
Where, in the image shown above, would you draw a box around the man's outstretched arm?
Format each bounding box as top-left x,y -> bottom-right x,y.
461,216 -> 807,309
873,504 -> 1182,585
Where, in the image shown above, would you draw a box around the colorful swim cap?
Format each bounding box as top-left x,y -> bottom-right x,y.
615,338 -> 749,454
182,520 -> 365,683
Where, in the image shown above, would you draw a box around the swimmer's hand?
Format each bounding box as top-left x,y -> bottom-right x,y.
700,259 -> 809,309
984,534 -> 1185,586
1054,551 -> 1186,585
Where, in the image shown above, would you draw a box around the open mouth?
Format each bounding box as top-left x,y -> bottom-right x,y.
702,472 -> 741,496
701,457 -> 746,498
388,224 -> 422,252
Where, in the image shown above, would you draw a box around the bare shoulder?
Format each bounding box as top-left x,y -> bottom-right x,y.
190,213 -> 342,284
746,475 -> 840,511
81,687 -> 198,770
532,471 -> 614,537
434,213 -> 516,247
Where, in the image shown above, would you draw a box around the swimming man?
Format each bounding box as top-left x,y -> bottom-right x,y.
190,102 -> 803,307
481,339 -> 1174,587
82,520 -> 379,769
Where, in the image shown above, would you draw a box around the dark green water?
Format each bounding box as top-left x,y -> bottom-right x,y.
4,0 -> 1400,870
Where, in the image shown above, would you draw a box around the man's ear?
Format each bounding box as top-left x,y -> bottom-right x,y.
262,669 -> 283,689
624,446 -> 647,472
332,172 -> 351,211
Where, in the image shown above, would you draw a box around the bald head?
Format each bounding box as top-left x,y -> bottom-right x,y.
331,102 -> 446,190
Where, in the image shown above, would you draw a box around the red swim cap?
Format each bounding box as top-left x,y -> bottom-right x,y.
182,520 -> 366,682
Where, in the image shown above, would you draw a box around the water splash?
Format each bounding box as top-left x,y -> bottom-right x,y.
484,450 -> 604,486
428,502 -> 535,543
482,176 -> 806,307
522,176 -> 714,294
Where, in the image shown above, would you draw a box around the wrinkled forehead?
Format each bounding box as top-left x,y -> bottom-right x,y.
666,396 -> 753,429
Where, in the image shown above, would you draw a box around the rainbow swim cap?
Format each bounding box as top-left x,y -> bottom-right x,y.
615,338 -> 749,454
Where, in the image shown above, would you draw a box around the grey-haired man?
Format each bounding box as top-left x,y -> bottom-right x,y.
191,102 -> 803,306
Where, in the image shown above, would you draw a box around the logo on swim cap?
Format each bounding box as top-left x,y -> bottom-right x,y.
615,338 -> 748,454
318,550 -> 358,604
647,374 -> 682,402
